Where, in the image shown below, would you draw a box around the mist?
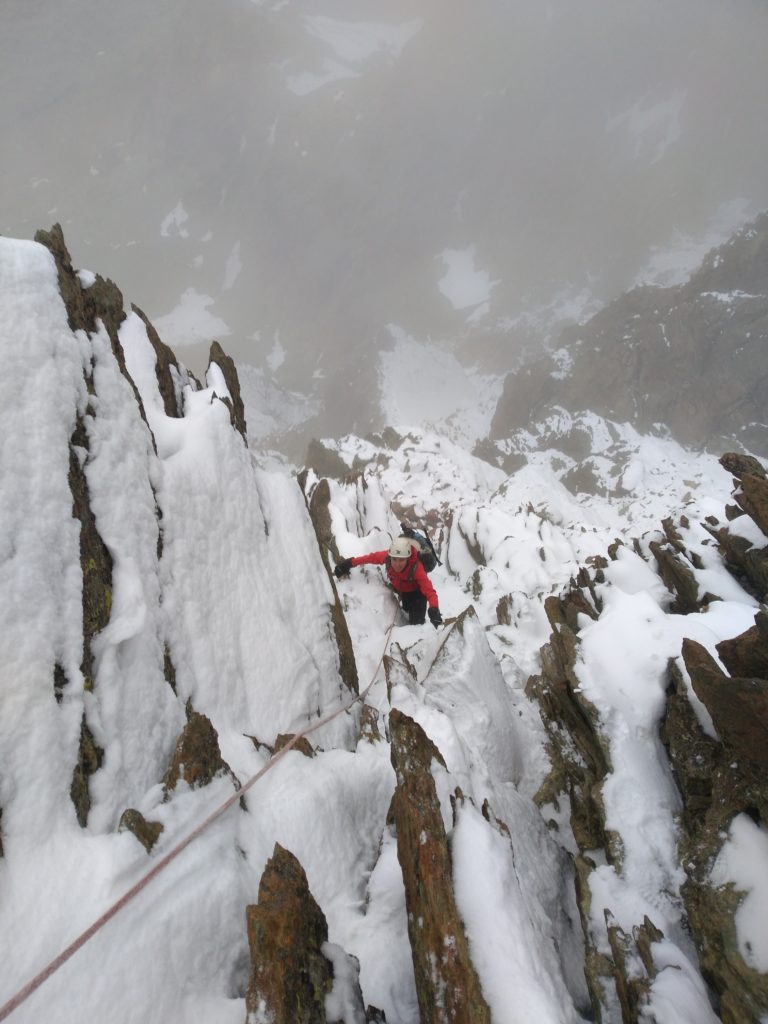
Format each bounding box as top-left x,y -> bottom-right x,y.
2,0 -> 767,438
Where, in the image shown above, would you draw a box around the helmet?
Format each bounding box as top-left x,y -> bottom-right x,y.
388,537 -> 413,560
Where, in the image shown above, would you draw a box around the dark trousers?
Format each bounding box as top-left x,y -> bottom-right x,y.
400,590 -> 427,625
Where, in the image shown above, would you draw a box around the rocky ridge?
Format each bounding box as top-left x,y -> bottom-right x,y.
489,212 -> 768,458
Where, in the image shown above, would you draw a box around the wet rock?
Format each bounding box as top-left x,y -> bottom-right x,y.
717,610 -> 768,679
388,709 -> 490,1024
118,808 -> 164,853
682,639 -> 768,772
163,708 -> 237,795
208,340 -> 247,441
245,843 -> 333,1024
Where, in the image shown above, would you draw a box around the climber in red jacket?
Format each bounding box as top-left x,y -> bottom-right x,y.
334,537 -> 443,628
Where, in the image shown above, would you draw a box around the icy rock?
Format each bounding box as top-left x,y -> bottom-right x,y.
245,843 -> 333,1024
663,652 -> 768,1022
131,303 -> 197,417
682,639 -> 768,773
208,339 -> 248,441
734,471 -> 768,538
388,708 -> 490,1024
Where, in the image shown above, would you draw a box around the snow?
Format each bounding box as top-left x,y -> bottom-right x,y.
1,231 -> 767,1023
437,246 -> 497,313
153,288 -> 231,348
712,814 -> 768,972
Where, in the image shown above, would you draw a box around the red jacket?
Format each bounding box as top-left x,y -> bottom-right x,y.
351,547 -> 439,608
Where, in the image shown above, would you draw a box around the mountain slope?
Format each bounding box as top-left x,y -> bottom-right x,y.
0,230 -> 767,1024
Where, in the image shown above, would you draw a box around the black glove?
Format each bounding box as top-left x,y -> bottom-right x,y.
334,558 -> 353,579
428,607 -> 443,628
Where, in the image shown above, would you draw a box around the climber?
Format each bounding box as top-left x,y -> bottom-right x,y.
334,537 -> 443,628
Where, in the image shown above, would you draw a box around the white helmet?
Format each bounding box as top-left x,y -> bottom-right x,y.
388,537 -> 413,559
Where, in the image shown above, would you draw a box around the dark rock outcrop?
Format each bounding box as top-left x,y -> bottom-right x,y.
717,610 -> 768,679
388,709 -> 491,1024
70,713 -> 105,828
245,843 -> 333,1024
208,340 -> 247,442
118,808 -> 164,853
301,476 -> 359,696
131,304 -> 192,418
163,708 -> 237,795
682,639 -> 768,773
491,212 -> 768,454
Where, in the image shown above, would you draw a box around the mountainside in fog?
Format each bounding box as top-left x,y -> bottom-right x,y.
490,213 -> 768,459
1,226 -> 768,1024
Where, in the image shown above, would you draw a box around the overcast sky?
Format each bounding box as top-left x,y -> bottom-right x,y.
2,0 -> 767,406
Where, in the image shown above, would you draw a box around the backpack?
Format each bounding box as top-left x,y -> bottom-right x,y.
398,521 -> 440,574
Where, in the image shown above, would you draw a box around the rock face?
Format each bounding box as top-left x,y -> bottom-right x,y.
208,340 -> 248,441
528,454 -> 768,1022
388,708 -> 491,1024
300,475 -> 359,695
245,843 -> 334,1024
491,212 -> 768,455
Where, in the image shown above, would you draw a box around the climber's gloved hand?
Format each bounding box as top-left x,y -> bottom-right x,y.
428,607 -> 443,629
334,558 -> 353,579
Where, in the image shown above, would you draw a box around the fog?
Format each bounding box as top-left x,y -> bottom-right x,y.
2,0 -> 767,437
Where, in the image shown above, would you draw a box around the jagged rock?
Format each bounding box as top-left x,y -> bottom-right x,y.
163,708 -> 237,795
734,472 -> 768,537
208,340 -> 247,441
490,214 -> 768,453
648,539 -> 701,613
273,733 -> 315,758
682,639 -> 768,772
526,620 -> 610,852
34,223 -> 125,348
118,808 -> 164,853
245,843 -> 333,1024
305,439 -> 352,481
69,415 -> 113,692
717,610 -> 768,679
709,523 -> 768,602
388,709 -> 491,1024
720,452 -> 766,482
661,656 -> 768,1022
359,705 -> 382,744
70,713 -> 104,828
131,304 -> 191,417
303,477 -> 359,695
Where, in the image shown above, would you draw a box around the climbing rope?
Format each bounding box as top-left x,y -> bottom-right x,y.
0,606 -> 399,1022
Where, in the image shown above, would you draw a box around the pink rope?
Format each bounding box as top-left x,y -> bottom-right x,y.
0,609 -> 397,1021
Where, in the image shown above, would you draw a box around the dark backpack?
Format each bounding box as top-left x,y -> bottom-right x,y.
398,522 -> 440,574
